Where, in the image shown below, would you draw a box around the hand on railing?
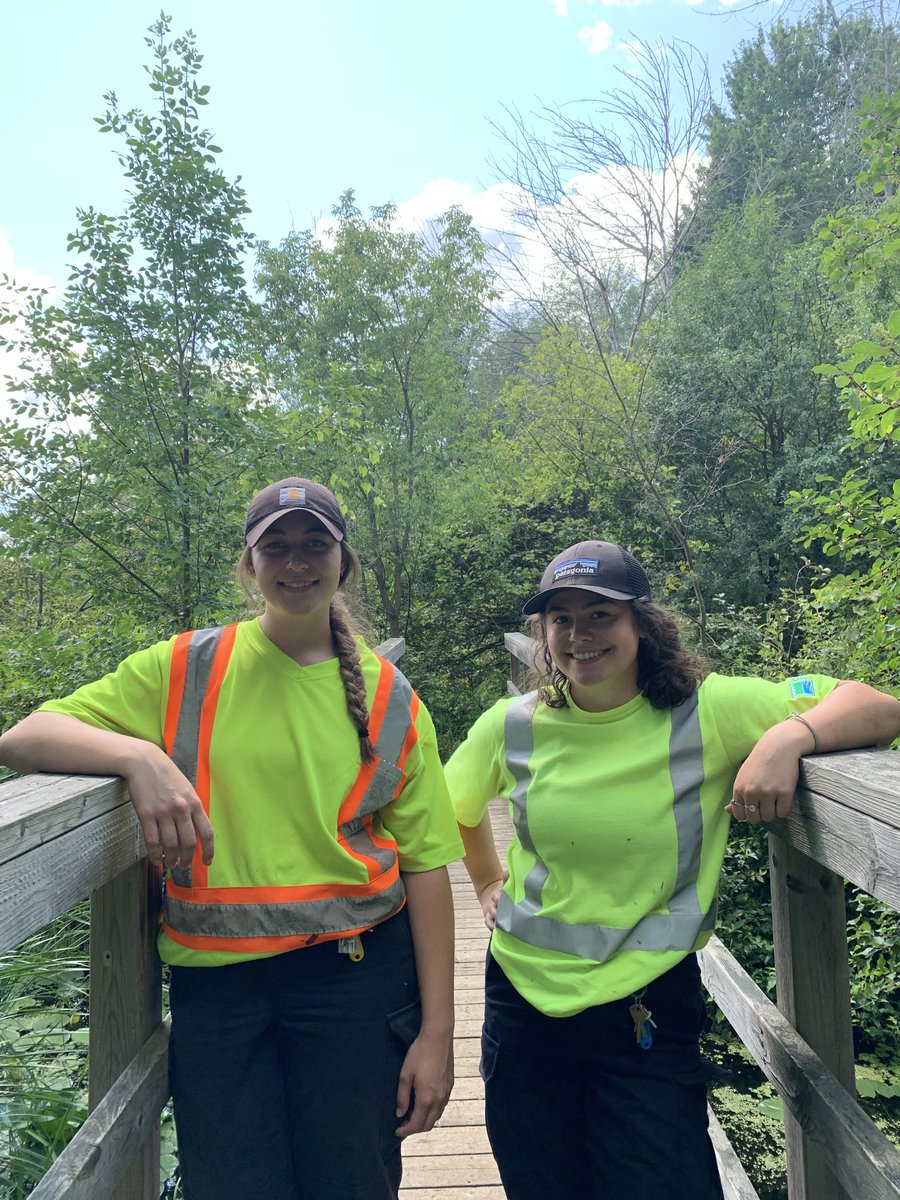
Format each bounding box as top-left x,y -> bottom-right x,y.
125,746 -> 215,869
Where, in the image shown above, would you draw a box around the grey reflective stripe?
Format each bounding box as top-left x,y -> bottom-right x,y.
165,877 -> 407,941
496,691 -> 715,963
504,695 -> 547,912
346,665 -> 412,822
168,627 -> 227,891
169,627 -> 226,787
667,693 -> 704,916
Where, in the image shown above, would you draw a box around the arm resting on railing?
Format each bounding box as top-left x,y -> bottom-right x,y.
0,711 -> 214,869
728,681 -> 900,826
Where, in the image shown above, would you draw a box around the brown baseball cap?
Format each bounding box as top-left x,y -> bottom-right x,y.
244,478 -> 346,546
523,540 -> 651,615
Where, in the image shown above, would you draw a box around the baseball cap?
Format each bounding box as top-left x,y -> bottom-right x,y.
244,478 -> 346,546
522,540 -> 651,615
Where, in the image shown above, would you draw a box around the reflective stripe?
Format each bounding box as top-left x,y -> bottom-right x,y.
164,877 -> 407,944
165,627 -> 227,778
162,630 -> 413,949
495,691 -> 716,963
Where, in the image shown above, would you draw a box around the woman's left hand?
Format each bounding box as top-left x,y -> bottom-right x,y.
394,1029 -> 454,1137
725,720 -> 811,824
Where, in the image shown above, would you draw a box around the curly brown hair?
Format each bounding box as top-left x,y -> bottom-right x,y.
525,596 -> 707,711
236,542 -> 377,761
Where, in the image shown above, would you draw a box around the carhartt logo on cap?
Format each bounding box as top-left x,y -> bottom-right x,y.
279,486 -> 306,506
553,558 -> 599,582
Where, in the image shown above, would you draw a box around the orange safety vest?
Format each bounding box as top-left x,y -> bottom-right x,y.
159,624 -> 419,955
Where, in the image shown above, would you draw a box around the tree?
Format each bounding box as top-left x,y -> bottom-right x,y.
492,39 -> 710,350
697,14 -> 899,242
789,93 -> 900,687
647,196 -> 849,606
256,194 -> 494,637
0,15 -> 270,631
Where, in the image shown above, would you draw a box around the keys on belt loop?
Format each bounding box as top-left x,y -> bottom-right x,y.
629,989 -> 656,1050
338,935 -> 365,962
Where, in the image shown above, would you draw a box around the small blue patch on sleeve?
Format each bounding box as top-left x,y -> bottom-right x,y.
788,676 -> 817,699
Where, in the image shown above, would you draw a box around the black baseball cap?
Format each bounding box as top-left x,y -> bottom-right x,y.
244,478 -> 346,546
523,540 -> 651,615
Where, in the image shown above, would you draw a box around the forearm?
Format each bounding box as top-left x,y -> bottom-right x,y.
402,866 -> 455,1036
0,711 -> 215,867
0,711 -> 154,777
789,681 -> 900,752
458,812 -> 504,901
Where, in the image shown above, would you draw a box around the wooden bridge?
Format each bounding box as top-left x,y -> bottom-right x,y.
3,632 -> 900,1199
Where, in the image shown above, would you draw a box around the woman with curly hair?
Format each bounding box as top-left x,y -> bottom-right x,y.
445,538 -> 900,1200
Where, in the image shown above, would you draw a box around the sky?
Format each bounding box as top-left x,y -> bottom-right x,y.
0,0 -> 771,301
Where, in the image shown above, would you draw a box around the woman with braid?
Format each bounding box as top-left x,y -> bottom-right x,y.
0,477 -> 463,1200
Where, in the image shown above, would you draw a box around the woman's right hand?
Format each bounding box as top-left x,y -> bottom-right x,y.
0,711 -> 214,871
477,871 -> 508,930
124,744 -> 215,869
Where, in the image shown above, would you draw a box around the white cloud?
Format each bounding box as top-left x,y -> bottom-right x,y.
617,39 -> 644,69
546,0 -> 568,14
577,20 -> 614,53
316,153 -> 705,315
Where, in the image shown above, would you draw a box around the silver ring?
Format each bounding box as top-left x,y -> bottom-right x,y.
746,804 -> 757,813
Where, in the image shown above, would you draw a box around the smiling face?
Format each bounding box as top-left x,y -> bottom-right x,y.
249,510 -> 343,632
543,590 -> 641,711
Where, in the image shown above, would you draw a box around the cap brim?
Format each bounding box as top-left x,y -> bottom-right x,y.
245,508 -> 344,546
522,581 -> 639,615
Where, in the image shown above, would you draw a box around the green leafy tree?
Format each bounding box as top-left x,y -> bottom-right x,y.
0,15 -> 269,632
697,13 -> 899,242
648,196 -> 849,607
256,193 -> 495,637
789,93 -> 900,687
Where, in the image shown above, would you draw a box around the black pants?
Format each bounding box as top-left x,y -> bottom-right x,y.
481,952 -> 724,1200
168,908 -> 420,1200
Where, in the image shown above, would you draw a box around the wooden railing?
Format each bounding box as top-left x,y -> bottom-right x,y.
507,631 -> 900,1200
0,637 -> 406,1200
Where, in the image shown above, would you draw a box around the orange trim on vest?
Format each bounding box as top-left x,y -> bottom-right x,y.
166,865 -> 400,905
191,623 -> 238,888
336,661 -> 395,829
163,630 -> 193,755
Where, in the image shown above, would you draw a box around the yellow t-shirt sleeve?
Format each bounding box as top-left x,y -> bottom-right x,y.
444,698 -> 512,828
703,672 -> 839,767
381,700 -> 464,872
38,639 -> 174,746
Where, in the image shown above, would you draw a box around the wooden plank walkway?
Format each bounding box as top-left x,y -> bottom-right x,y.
400,803 -> 509,1200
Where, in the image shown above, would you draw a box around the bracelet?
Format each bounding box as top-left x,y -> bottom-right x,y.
787,711 -> 820,753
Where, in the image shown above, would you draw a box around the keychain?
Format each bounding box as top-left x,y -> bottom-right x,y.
629,991 -> 657,1049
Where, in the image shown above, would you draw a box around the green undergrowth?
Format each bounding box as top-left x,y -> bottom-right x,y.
704,1020 -> 900,1200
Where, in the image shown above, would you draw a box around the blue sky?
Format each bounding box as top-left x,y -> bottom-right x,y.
2,0 -> 764,292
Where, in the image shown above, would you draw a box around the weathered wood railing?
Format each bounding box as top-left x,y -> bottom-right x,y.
0,637 -> 406,1200
507,630 -> 900,1200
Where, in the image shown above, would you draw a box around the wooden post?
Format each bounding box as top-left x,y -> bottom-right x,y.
90,859 -> 163,1200
768,833 -> 856,1200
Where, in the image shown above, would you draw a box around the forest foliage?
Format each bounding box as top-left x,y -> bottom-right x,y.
1,8 -> 900,1194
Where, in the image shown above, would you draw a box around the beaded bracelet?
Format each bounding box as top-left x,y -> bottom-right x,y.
787,711 -> 820,753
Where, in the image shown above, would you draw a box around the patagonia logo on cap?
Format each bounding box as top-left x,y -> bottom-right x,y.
788,676 -> 817,698
279,486 -> 306,506
553,557 -> 599,581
